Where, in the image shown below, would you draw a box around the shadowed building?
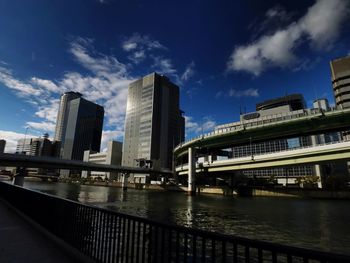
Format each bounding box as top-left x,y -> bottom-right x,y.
60,96 -> 104,161
331,55 -> 350,109
0,140 -> 5,154
122,73 -> 184,183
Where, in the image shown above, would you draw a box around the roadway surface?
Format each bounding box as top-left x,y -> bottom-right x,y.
0,198 -> 77,263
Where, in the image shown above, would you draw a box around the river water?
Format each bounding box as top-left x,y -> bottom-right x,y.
23,181 -> 350,255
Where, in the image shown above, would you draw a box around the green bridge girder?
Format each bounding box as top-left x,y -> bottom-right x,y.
174,109 -> 350,158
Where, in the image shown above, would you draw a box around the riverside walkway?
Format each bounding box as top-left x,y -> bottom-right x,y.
0,198 -> 79,263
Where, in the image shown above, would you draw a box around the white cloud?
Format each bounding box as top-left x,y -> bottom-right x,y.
152,56 -> 177,75
70,37 -> 128,79
185,116 -> 217,136
26,121 -> 55,132
128,50 -> 146,64
122,33 -> 165,64
0,67 -> 42,97
181,61 -> 195,82
31,77 -> 61,93
0,130 -> 36,153
300,0 -> 349,49
123,42 -> 137,51
229,88 -> 259,98
0,37 -> 134,146
122,33 -> 165,52
227,0 -> 350,76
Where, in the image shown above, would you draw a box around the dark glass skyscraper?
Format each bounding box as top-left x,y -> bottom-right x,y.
0,139 -> 6,154
54,92 -> 104,161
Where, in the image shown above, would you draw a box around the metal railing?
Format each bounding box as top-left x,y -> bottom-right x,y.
0,181 -> 349,262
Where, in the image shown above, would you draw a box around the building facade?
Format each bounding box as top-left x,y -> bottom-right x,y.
15,134 -> 56,157
82,141 -> 123,180
54,92 -> 82,157
330,55 -> 350,109
0,140 -> 6,154
122,73 -> 184,182
60,97 -> 104,161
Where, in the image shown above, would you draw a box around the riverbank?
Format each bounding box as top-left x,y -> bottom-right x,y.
58,179 -> 350,199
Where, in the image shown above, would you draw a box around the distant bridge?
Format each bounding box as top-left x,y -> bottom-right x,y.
0,153 -> 173,187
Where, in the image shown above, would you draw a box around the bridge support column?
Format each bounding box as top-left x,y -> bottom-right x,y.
13,167 -> 26,187
311,135 -> 323,188
188,147 -> 196,195
122,173 -> 129,191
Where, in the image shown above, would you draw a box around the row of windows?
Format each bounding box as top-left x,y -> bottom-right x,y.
243,166 -> 313,177
231,137 -> 311,158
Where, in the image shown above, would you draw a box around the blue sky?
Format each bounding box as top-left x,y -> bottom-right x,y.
0,0 -> 349,152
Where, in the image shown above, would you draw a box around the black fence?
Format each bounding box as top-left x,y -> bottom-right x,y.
0,181 -> 349,263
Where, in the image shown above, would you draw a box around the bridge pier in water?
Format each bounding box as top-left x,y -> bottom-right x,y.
188,147 -> 196,195
13,167 -> 26,186
122,172 -> 129,191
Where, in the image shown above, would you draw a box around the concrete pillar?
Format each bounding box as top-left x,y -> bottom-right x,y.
188,147 -> 196,195
13,167 -> 26,187
122,173 -> 129,191
311,135 -> 323,188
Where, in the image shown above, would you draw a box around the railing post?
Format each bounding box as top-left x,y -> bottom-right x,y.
122,172 -> 129,191
13,167 -> 26,186
188,147 -> 196,195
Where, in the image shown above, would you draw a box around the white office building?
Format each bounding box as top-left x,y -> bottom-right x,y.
82,141 -> 122,180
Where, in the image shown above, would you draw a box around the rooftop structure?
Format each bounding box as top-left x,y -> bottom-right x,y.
256,94 -> 306,111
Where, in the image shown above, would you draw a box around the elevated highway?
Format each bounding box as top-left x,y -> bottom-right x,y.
176,141 -> 350,175
174,108 -> 350,194
174,108 -> 350,157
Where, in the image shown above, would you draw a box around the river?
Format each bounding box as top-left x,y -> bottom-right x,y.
23,180 -> 350,255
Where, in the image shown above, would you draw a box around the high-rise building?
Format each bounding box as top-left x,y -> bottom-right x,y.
330,55 -> 350,109
313,98 -> 330,111
54,92 -> 82,156
0,139 -> 6,153
16,134 -> 54,157
60,96 -> 104,161
122,73 -> 184,181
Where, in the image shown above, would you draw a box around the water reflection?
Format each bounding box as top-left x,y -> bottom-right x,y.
23,181 -> 350,255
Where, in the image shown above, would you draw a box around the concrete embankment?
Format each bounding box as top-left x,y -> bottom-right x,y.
61,179 -> 350,199
250,188 -> 350,199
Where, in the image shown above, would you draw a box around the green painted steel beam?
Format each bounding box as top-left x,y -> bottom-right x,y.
177,146 -> 350,175
174,110 -> 350,158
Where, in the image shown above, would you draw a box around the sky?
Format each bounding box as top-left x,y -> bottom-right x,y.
0,0 -> 349,153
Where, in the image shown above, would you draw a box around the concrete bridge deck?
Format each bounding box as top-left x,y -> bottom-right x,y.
0,197 -> 78,263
